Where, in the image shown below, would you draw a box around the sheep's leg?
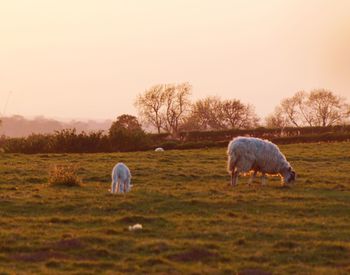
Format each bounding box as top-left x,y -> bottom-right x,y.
231,165 -> 238,186
231,170 -> 236,186
248,171 -> 257,185
232,170 -> 239,186
261,173 -> 267,186
280,177 -> 286,187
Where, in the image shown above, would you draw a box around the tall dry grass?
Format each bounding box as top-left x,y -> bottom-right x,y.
48,164 -> 82,187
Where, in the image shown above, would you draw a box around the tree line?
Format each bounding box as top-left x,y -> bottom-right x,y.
136,83 -> 350,136
0,82 -> 349,153
266,90 -> 350,128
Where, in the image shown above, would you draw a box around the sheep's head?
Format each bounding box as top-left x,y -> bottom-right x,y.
284,167 -> 296,184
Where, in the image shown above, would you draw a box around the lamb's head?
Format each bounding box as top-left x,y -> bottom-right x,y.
282,166 -> 296,184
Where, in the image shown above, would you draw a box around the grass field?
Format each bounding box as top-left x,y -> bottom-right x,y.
0,142 -> 350,274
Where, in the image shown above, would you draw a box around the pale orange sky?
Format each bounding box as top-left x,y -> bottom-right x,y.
1,0 -> 350,120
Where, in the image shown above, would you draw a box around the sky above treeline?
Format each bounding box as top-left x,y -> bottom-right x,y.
1,0 -> 350,121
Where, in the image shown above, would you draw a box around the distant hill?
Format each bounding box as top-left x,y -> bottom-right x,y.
0,115 -> 113,137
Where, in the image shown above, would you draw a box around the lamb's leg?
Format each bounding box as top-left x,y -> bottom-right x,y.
111,180 -> 116,194
116,179 -> 121,194
120,180 -> 126,193
126,179 -> 131,192
118,180 -> 122,193
127,178 -> 131,192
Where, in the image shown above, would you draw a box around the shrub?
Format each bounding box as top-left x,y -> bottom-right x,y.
48,164 -> 82,187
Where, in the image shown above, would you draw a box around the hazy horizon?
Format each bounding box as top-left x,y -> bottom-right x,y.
1,0 -> 350,121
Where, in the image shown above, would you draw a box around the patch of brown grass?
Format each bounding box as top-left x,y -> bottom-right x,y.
238,269 -> 272,275
52,238 -> 84,250
10,251 -> 68,262
167,247 -> 218,262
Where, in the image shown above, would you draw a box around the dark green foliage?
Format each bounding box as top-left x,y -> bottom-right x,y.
109,114 -> 150,151
2,129 -> 111,154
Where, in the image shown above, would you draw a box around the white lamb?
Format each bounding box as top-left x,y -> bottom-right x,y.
227,136 -> 296,186
111,163 -> 132,194
155,147 -> 164,152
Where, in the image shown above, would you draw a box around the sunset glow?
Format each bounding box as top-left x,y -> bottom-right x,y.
1,0 -> 349,120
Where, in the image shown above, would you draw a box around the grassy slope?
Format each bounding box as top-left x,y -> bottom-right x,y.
0,142 -> 349,274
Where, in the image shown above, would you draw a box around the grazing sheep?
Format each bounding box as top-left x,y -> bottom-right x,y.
155,147 -> 164,152
111,163 -> 132,194
227,136 -> 296,186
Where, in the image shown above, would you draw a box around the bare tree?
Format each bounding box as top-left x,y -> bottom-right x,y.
265,106 -> 290,128
221,100 -> 259,129
280,93 -> 302,127
162,83 -> 192,135
295,91 -> 316,126
135,84 -> 166,133
306,89 -> 350,126
184,96 -> 223,131
183,97 -> 258,131
270,89 -> 350,127
135,82 -> 192,135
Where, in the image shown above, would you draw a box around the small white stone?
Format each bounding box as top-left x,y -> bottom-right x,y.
128,224 -> 143,231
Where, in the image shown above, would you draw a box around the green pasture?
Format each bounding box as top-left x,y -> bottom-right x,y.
0,142 -> 349,274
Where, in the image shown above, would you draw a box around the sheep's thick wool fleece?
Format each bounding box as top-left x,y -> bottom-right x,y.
227,137 -> 290,174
